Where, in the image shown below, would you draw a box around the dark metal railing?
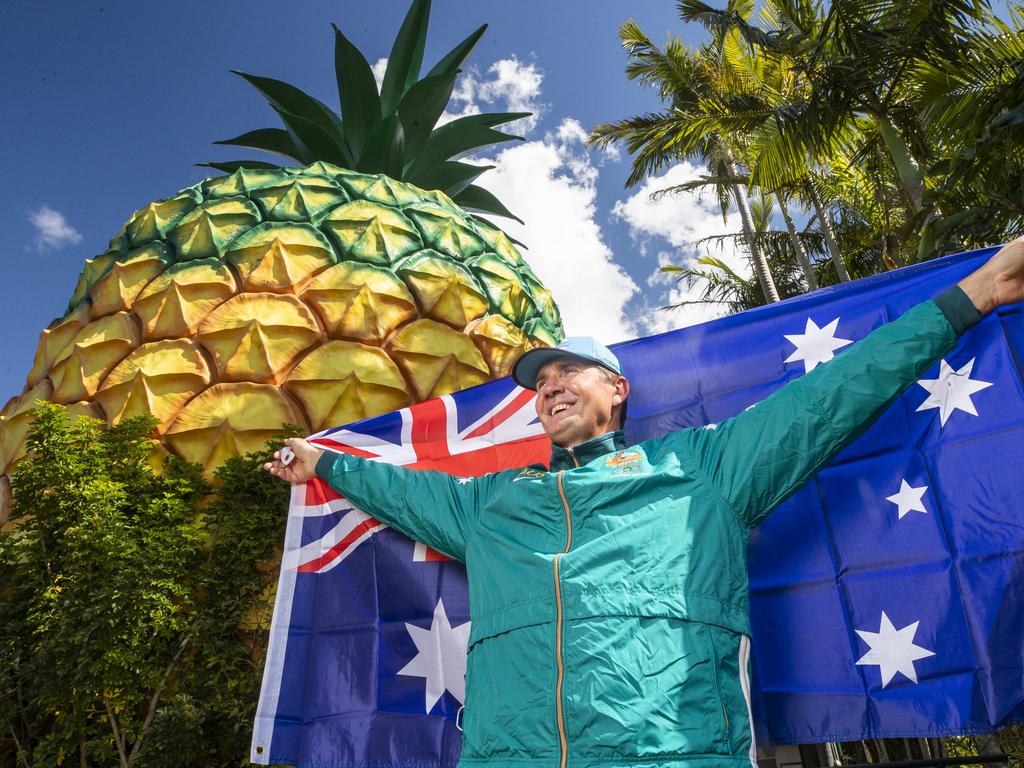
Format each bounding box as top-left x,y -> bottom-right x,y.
837,755 -> 1009,767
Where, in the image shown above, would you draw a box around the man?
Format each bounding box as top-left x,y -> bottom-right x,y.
265,240 -> 1024,768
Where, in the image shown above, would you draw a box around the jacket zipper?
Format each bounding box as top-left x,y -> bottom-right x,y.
554,466 -> 575,768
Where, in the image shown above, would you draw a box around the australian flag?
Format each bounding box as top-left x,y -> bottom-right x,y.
252,246 -> 1024,766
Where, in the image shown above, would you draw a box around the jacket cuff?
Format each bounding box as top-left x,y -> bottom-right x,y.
934,285 -> 982,336
315,449 -> 336,478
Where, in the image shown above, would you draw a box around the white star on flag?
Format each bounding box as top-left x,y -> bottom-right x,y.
397,598 -> 471,712
784,318 -> 854,372
915,357 -> 993,426
855,611 -> 936,687
886,479 -> 929,519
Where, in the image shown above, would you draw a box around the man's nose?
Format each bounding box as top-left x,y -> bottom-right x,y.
538,377 -> 563,397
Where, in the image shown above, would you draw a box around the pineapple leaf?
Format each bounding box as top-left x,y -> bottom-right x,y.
398,71 -> 459,159
332,23 -> 382,163
269,105 -> 344,165
454,184 -> 523,223
409,113 -> 528,176
231,70 -> 353,166
209,1 -> 526,218
408,160 -> 491,196
425,23 -> 487,79
358,115 -> 406,178
213,128 -> 301,161
380,0 -> 431,115
197,160 -> 281,172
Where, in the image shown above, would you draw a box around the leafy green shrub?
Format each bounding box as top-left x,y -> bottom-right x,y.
0,403 -> 296,767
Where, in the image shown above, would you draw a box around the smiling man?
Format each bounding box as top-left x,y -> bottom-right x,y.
264,239 -> 1024,768
524,337 -> 629,451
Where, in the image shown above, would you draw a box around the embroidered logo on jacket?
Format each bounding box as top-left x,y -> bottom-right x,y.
513,467 -> 547,482
605,448 -> 648,477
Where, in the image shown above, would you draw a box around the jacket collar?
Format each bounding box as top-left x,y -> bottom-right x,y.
548,430 -> 626,471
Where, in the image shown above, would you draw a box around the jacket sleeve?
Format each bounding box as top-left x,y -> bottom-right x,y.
314,450 -> 486,562
682,288 -> 981,528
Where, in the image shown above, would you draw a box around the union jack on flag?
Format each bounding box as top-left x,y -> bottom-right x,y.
252,379 -> 550,766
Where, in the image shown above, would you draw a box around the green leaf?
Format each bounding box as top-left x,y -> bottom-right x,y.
425,23 -> 487,79
453,184 -> 522,222
380,0 -> 431,115
358,115 -> 406,178
409,112 -> 528,175
269,104 -> 348,166
332,23 -> 382,162
212,128 -> 301,161
397,72 -> 459,159
231,70 -> 353,166
197,160 -> 282,173
407,160 -> 491,196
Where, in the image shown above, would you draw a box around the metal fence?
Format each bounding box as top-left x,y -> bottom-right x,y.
837,757 -> 1008,767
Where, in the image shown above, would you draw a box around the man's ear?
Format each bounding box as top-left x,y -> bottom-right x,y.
612,376 -> 630,405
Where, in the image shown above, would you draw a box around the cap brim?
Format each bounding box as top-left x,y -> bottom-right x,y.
512,348 -> 610,390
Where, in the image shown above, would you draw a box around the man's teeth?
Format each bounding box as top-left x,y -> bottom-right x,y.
552,404 -> 570,416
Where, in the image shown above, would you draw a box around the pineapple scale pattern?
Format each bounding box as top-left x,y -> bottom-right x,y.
0,162 -> 563,515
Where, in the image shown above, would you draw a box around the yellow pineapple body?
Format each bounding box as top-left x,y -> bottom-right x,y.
0,163 -> 562,519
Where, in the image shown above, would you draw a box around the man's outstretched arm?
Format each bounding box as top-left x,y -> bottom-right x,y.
684,237 -> 1024,528
264,437 -> 483,562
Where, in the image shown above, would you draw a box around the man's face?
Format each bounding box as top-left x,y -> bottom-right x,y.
534,357 -> 629,448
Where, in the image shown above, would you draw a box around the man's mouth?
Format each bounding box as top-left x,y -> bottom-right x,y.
550,403 -> 573,417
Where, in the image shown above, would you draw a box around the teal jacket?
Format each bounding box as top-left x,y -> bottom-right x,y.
315,292 -> 979,768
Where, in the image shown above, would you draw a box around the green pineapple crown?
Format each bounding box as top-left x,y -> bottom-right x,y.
202,0 -> 527,221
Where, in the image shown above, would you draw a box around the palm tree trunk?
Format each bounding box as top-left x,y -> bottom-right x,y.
730,164 -> 780,303
807,183 -> 851,282
874,114 -> 943,261
875,113 -> 926,212
776,193 -> 818,291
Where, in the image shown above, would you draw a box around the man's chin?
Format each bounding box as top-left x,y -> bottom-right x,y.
547,426 -> 596,450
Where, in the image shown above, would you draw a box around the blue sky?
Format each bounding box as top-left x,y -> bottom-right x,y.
1,0 -> 748,406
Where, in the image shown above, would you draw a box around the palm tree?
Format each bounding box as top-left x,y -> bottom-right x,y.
677,0 -> 994,259
589,11 -> 781,303
660,191 -> 808,310
911,4 -> 1024,248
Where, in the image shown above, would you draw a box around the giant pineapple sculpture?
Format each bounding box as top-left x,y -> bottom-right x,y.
0,0 -> 562,518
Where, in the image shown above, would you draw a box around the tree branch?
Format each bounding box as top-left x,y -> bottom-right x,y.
105,701 -> 129,768
127,635 -> 192,764
661,298 -> 730,308
9,726 -> 30,768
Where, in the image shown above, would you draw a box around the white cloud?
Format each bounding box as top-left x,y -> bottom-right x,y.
28,205 -> 82,252
371,57 -> 388,91
475,119 -> 639,343
369,55 -> 545,136
442,56 -> 545,134
611,163 -> 752,335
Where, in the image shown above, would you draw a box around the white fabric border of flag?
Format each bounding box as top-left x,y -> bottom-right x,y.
250,482 -> 305,764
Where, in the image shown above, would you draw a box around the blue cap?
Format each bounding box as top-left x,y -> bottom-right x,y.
512,336 -> 622,390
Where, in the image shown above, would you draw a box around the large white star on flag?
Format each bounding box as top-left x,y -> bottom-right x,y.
855,611 -> 936,687
916,357 -> 993,426
885,479 -> 929,519
784,318 -> 854,372
397,598 -> 471,712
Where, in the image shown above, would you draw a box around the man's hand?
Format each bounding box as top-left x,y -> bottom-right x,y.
263,438 -> 324,485
959,236 -> 1024,314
